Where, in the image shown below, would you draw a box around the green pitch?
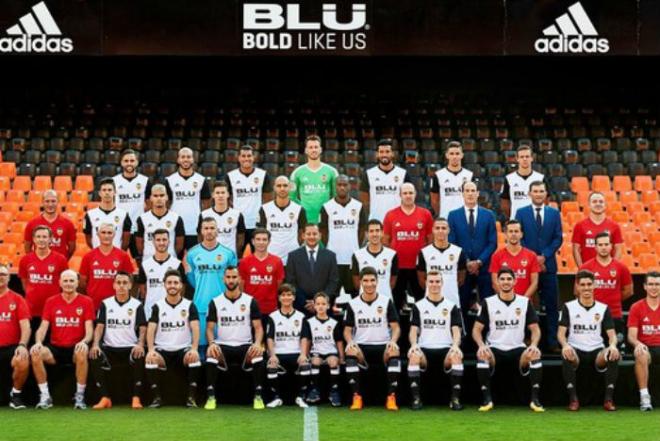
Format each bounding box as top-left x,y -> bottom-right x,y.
0,406 -> 655,441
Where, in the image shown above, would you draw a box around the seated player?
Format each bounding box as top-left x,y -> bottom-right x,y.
89,272 -> 147,409
145,270 -> 201,408
408,270 -> 464,411
0,264 -> 31,409
472,268 -> 544,413
301,291 -> 344,407
204,266 -> 265,410
628,271 -> 660,411
30,270 -> 95,410
558,270 -> 620,412
266,284 -> 310,408
344,267 -> 401,411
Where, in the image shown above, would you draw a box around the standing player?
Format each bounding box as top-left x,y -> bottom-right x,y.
383,183 -> 434,311
0,264 -> 31,409
488,220 -> 540,298
226,145 -> 271,250
265,285 -> 309,408
79,223 -> 136,310
351,219 -> 398,300
137,229 -> 184,318
289,135 -> 338,224
558,270 -> 620,411
198,181 -> 245,256
360,139 -> 409,222
238,228 -> 285,315
135,184 -> 185,260
408,271 -> 464,410
301,292 -> 344,407
578,232 -> 633,336
89,272 -> 146,410
430,141 -> 474,218
186,217 -> 238,346
203,267 -> 266,410
501,145 -> 545,219
84,178 -> 132,250
344,267 -> 401,411
24,189 -> 76,258
572,192 -> 624,266
627,271 -> 660,411
30,270 -> 95,409
472,268 -> 544,413
417,217 -> 466,307
321,175 -> 368,296
19,226 -> 68,329
164,147 -> 212,250
145,270 -> 201,408
258,176 -> 307,264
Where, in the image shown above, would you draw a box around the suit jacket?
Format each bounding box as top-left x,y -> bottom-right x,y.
285,246 -> 339,300
515,204 -> 563,274
447,206 -> 497,274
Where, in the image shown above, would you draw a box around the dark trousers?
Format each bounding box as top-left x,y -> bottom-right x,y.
539,272 -> 559,347
392,268 -> 424,310
337,265 -> 356,296
459,271 -> 494,311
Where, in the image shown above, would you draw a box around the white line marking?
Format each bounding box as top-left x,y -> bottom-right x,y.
303,406 -> 319,441
556,13 -> 579,36
568,2 -> 598,36
19,13 -> 42,35
32,1 -> 61,35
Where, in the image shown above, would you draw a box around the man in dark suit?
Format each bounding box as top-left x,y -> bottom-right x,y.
286,223 -> 339,314
448,181 -> 498,315
515,180 -> 563,351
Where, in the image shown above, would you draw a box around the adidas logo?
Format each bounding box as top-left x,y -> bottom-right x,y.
1,2 -> 73,53
534,2 -> 609,54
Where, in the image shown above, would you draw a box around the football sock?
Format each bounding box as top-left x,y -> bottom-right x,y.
407,364 -> 421,400
561,359 -> 577,401
450,363 -> 464,400
346,357 -> 360,394
205,358 -> 219,398
387,358 -> 401,395
605,360 -> 618,401
529,360 -> 542,401
476,361 -> 491,402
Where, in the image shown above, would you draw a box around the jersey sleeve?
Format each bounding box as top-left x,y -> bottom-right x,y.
610,223 -> 624,245
16,296 -> 30,320
525,301 -> 539,325
121,252 -> 137,273
196,214 -> 203,235
17,255 -> 28,280
83,297 -> 96,321
602,307 -> 615,331
529,251 -> 541,273
266,316 -> 275,340
476,300 -> 489,325
343,303 -> 355,327
41,299 -> 53,323
500,178 -> 511,199
207,301 -> 217,323
257,207 -> 266,228
457,250 -> 467,270
262,173 -> 271,194
332,321 -> 343,343
136,304 -> 147,328
83,213 -> 93,235
175,216 -> 185,237
416,250 -> 427,272
275,258 -> 285,283
382,212 -> 392,237
250,299 -> 261,320
450,306 -> 463,329
319,207 -> 329,232
65,219 -> 77,243
571,222 -> 583,245
137,264 -> 147,284
78,253 -> 91,278
558,304 -> 570,327
23,220 -> 34,243
298,207 -> 308,230
488,250 -> 500,273
359,170 -> 369,192
188,303 -> 199,322
350,254 -> 359,274
301,319 -> 312,340
429,174 -> 440,194
386,299 -> 400,323
200,179 -> 211,200
389,253 -> 399,277
236,214 -> 246,235
149,304 -> 160,324
410,305 -> 421,327
96,302 -> 107,325
135,217 -> 145,237
144,180 -> 153,200
619,262 -> 633,286
122,214 -> 132,232
163,180 -> 174,204
627,303 -> 640,328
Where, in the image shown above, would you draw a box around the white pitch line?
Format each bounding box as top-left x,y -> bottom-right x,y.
303,406 -> 319,441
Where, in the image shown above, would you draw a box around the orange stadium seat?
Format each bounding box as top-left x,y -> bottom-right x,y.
649,201 -> 660,215
620,253 -> 636,270
591,175 -> 611,192
605,201 -> 623,215
15,211 -> 34,222
69,190 -> 89,204
656,176 -> 660,192
33,176 -> 52,191
623,231 -> 643,247
5,190 -> 25,203
655,242 -> 660,256
619,191 -> 637,205
0,163 -> 17,180
638,253 -> 659,271
625,201 -> 645,215
570,177 -> 589,193
566,211 -> 584,226
0,177 -> 9,192
0,244 -> 17,257
639,222 -> 658,237
650,232 -> 660,245
612,176 -> 632,192
602,191 -> 617,203
9,222 -> 26,234
634,176 -> 653,192
65,202 -> 85,215
74,176 -> 94,193
12,176 -> 31,192
54,190 -> 68,205
611,211 -> 629,224
632,211 -> 652,225
3,233 -> 22,246
86,201 -> 100,211
561,201 -> 580,216
53,176 -> 73,193
0,212 -> 11,224
641,190 -> 659,204
27,190 -> 43,203
68,256 -> 82,272
23,201 -> 41,214
0,192 -> 4,204
0,202 -> 19,215
632,242 -> 652,258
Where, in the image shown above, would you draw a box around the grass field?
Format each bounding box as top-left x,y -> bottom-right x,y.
0,406 -> 656,441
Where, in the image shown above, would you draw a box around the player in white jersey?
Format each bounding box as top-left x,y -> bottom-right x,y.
408,271 -> 464,411
301,292 -> 344,407
164,147 -> 211,249
226,145 -> 271,251
84,178 -> 131,250
137,229 -> 184,318
558,270 -> 619,412
321,175 -> 368,295
203,266 -> 266,411
198,181 -> 245,255
351,219 -> 399,299
430,141 -> 474,218
265,284 -> 310,408
113,149 -> 151,233
89,272 -> 146,410
417,217 -> 466,307
135,184 -> 185,260
258,176 -> 307,264
359,140 -> 410,222
344,267 -> 401,411
145,270 -> 201,408
473,268 -> 544,413
501,145 -> 546,219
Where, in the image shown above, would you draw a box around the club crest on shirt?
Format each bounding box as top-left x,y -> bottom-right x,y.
609,269 -> 617,277
521,259 -> 528,267
113,260 -> 120,268
136,183 -> 142,190
382,259 -> 388,267
394,176 -> 400,183
114,216 -> 120,223
515,307 -> 522,317
227,217 -> 233,225
294,320 -> 300,327
166,221 -> 172,228
351,209 -> 357,217
48,265 -> 55,273
442,308 -> 448,317
193,182 -> 198,189
240,304 -> 247,312
327,325 -> 332,332
266,265 -> 273,273
56,228 -> 63,236
216,255 -> 223,262
181,309 -> 188,318
254,177 -> 260,184
127,308 -> 134,316
594,313 -> 601,322
9,302 -> 16,311
449,254 -> 455,262
289,212 -> 295,220
76,307 -> 83,316
321,174 -> 327,183
376,306 -> 384,315
417,222 -> 424,229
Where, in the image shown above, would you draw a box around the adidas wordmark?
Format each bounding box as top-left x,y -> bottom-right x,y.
534,2 -> 609,54
0,1 -> 73,53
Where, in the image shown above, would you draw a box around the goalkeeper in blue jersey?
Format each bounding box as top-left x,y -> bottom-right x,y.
186,217 -> 237,346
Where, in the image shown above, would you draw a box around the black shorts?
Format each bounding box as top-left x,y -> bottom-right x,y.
47,345 -> 76,364
0,345 -> 17,363
420,348 -> 451,373
101,346 -> 141,367
650,347 -> 660,365
574,348 -> 606,373
491,347 -> 526,375
155,348 -> 189,368
276,353 -> 300,374
358,344 -> 387,369
217,344 -> 254,371
310,352 -> 339,361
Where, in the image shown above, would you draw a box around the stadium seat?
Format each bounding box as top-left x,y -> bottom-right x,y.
632,242 -> 652,258
611,211 -> 629,223
12,176 -> 31,192
33,176 -> 52,191
590,175 -> 611,192
612,176 -> 632,192
0,177 -> 9,192
634,176 -> 654,192
53,176 -> 73,193
74,176 -> 95,193
623,231 -> 643,246
619,191 -> 638,205
639,253 -> 659,271
570,177 -> 589,193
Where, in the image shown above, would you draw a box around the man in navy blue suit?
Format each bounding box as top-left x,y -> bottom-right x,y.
515,181 -> 563,351
448,181 -> 498,317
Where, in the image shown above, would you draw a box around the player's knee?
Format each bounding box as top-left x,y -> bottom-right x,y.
408,353 -> 421,365
311,356 -> 323,367
634,351 -> 650,364
74,351 -> 88,364
30,350 -> 42,363
13,357 -> 29,371
326,356 -> 338,368
346,346 -> 358,357
449,352 -> 462,364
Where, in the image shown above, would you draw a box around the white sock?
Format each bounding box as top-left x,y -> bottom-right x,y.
640,388 -> 649,397
76,383 -> 86,395
38,383 -> 50,397
11,388 -> 21,395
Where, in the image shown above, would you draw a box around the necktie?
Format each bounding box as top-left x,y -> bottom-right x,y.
469,208 -> 475,233
535,207 -> 543,230
309,249 -> 316,274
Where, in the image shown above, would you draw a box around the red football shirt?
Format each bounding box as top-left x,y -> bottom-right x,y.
579,258 -> 632,319
383,206 -> 433,269
627,299 -> 660,347
24,214 -> 76,258
571,217 -> 623,264
488,247 -> 540,296
18,251 -> 69,317
42,293 -> 95,348
0,290 -> 31,346
79,247 -> 136,310
239,253 -> 285,314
